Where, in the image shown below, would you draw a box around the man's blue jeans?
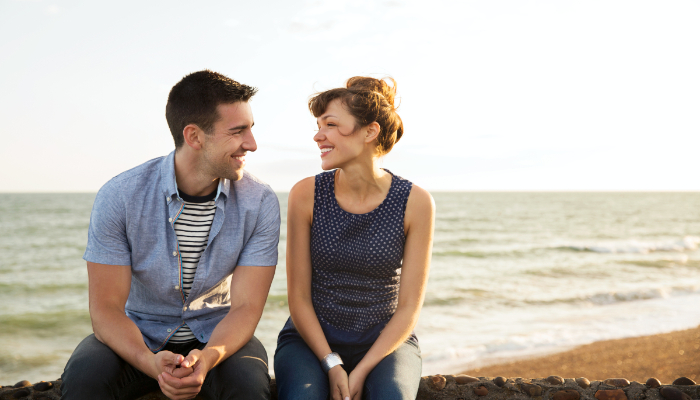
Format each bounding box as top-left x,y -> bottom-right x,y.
61,334 -> 270,400
274,336 -> 421,400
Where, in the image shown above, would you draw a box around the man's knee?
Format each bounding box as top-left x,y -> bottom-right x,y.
206,336 -> 270,399
61,334 -> 125,398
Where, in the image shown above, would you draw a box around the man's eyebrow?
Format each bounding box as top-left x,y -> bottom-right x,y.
228,122 -> 253,131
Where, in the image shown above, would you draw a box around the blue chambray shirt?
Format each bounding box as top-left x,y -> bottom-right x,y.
84,151 -> 280,351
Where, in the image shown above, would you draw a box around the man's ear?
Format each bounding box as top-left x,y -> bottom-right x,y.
364,122 -> 380,144
182,124 -> 204,150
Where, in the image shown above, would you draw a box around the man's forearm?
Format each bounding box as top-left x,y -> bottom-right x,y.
91,306 -> 157,378
198,303 -> 262,371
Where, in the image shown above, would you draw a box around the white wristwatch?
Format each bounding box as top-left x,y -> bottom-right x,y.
321,352 -> 344,373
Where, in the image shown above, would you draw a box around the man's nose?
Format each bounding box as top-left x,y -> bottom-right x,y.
244,131 -> 257,152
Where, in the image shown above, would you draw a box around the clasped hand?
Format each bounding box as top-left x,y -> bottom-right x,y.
328,365 -> 366,400
152,349 -> 210,400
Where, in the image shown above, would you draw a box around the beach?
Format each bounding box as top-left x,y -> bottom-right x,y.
461,325 -> 700,383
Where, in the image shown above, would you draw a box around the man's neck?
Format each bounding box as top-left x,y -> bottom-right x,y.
173,149 -> 220,197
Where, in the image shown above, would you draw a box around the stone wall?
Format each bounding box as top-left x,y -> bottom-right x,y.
1,375 -> 698,400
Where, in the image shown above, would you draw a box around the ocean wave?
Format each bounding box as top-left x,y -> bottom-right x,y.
0,282 -> 87,295
524,285 -> 700,307
423,285 -> 700,309
560,236 -> 700,254
0,350 -> 65,372
522,266 -> 612,278
432,250 -> 490,258
619,256 -> 700,269
0,310 -> 91,338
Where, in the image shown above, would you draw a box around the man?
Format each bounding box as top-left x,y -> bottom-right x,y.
61,70 -> 279,400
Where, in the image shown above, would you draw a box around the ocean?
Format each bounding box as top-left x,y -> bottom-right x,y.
2,192 -> 700,384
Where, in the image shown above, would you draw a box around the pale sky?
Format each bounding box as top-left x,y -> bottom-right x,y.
1,0 -> 698,192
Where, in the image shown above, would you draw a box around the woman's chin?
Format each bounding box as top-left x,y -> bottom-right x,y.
320,160 -> 336,171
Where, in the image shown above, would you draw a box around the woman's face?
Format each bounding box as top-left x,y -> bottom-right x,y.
314,98 -> 366,170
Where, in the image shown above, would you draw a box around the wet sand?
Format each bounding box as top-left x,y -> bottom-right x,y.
461,325 -> 700,384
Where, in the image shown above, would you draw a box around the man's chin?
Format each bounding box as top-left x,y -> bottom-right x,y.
227,169 -> 245,182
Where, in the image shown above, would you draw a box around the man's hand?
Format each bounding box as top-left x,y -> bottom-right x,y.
157,349 -> 211,400
150,351 -> 190,377
328,365 -> 350,400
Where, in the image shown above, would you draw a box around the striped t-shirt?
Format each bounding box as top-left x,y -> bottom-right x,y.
169,188 -> 217,343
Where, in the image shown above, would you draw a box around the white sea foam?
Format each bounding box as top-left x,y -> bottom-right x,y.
564,236 -> 700,254
420,292 -> 700,376
585,285 -> 700,305
521,285 -> 700,306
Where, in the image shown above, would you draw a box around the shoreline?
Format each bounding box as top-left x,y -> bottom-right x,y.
460,325 -> 700,383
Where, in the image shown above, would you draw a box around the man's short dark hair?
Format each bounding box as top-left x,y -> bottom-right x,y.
166,70 -> 258,148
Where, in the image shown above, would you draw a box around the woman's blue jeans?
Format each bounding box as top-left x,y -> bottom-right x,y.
274,336 -> 421,400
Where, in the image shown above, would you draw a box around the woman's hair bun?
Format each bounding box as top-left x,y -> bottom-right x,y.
346,76 -> 397,108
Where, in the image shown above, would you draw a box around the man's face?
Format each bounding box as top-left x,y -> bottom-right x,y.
200,101 -> 256,182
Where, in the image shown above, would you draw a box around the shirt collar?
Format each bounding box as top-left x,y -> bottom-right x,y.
160,150 -> 230,204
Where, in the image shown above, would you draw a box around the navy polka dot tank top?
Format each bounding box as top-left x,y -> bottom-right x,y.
278,169 -> 415,345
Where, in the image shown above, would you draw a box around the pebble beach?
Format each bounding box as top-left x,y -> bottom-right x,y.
462,325 -> 700,383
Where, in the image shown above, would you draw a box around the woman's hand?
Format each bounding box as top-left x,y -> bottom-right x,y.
328,365 -> 351,400
348,368 -> 368,400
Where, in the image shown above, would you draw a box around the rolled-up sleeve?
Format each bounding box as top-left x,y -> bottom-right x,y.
237,189 -> 280,267
83,180 -> 132,266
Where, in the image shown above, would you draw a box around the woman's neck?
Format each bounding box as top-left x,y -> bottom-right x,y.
334,157 -> 391,206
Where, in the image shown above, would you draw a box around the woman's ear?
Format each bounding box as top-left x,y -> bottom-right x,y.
364,122 -> 381,144
182,124 -> 204,150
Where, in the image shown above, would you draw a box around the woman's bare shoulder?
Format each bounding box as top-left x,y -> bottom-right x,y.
290,176 -> 315,196
288,176 -> 316,210
406,183 -> 435,213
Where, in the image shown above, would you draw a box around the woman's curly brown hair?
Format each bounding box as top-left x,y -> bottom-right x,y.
309,76 -> 403,156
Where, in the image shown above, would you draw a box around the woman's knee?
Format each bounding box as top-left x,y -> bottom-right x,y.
363,341 -> 422,400
274,338 -> 329,400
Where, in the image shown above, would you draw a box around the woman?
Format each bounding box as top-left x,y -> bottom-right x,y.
274,76 -> 435,400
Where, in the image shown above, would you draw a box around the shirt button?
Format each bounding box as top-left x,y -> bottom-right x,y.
167,328 -> 172,332
166,197 -> 171,202
175,285 -> 180,290
173,251 -> 178,256
182,306 -> 187,312
168,218 -> 173,222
